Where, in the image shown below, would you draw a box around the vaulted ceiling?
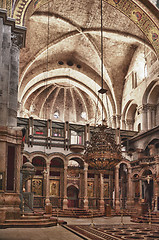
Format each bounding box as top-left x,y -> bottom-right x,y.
16,0 -> 159,125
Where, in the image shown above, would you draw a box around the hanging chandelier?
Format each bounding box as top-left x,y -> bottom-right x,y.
84,125 -> 122,170
84,0 -> 122,170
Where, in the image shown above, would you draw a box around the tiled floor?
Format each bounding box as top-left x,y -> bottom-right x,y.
0,216 -> 137,240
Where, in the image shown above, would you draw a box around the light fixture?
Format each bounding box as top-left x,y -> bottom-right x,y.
84,0 -> 122,170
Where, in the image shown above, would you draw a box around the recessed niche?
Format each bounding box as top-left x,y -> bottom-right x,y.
67,60 -> 73,66
77,64 -> 81,68
58,61 -> 64,65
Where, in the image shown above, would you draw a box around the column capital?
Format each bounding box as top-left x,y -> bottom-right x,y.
115,165 -> 120,171
11,33 -> 23,49
84,163 -> 88,170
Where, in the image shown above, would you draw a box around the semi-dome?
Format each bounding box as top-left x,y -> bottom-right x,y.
19,81 -> 101,124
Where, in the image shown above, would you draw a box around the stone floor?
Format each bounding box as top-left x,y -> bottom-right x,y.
0,216 -> 148,240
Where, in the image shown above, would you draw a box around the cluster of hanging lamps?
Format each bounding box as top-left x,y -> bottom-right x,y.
84,0 -> 122,170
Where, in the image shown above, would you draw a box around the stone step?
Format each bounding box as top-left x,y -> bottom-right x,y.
6,218 -> 53,223
0,221 -> 57,228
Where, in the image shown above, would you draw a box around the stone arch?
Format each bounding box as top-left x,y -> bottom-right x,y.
125,102 -> 138,131
50,157 -> 64,168
147,81 -> 159,127
48,153 -> 66,165
13,0 -> 159,57
67,155 -> 84,169
29,152 -> 47,164
148,82 -> 159,104
67,183 -> 79,190
140,167 -> 154,177
117,159 -> 131,169
142,80 -> 158,105
145,138 -> 159,156
32,156 -> 46,168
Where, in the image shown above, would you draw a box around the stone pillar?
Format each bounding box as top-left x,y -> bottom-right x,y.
140,105 -> 148,131
79,171 -> 82,208
45,162 -> 52,214
94,174 -> 98,208
0,11 -> 26,222
111,116 -> 116,129
0,127 -> 22,221
147,105 -> 152,130
47,119 -> 52,148
63,165 -> 68,209
154,178 -> 158,211
152,105 -> 156,128
64,121 -> 69,150
99,173 -> 105,213
139,179 -> 143,202
85,124 -> 90,147
127,168 -> 133,209
115,165 -> 120,211
83,163 -> 88,210
8,33 -> 21,127
28,117 -> 33,146
115,128 -> 121,145
26,180 -> 31,192
116,115 -> 121,129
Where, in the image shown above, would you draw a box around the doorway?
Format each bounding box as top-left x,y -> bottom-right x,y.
67,185 -> 79,208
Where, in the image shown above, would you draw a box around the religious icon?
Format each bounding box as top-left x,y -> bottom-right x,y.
32,178 -> 43,195
50,180 -> 59,196
104,182 -> 109,198
88,182 -> 94,197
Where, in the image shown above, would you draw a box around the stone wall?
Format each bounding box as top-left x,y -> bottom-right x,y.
0,9 -> 26,127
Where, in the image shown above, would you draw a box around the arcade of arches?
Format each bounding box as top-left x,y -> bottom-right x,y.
0,0 -> 158,221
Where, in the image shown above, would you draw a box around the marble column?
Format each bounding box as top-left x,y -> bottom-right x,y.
45,162 -> 52,214
83,163 -> 88,210
47,119 -> 52,148
111,116 -> 116,129
0,11 -> 26,222
94,174 -> 98,208
115,165 -> 120,211
28,117 -> 33,146
85,124 -> 90,147
153,178 -> 158,211
127,168 -> 133,209
139,179 -> 143,202
116,115 -> 121,129
99,173 -> 105,213
140,105 -> 148,131
79,171 -> 82,208
0,21 -> 11,126
63,165 -> 68,209
147,105 -> 152,130
26,180 -> 31,193
8,33 -> 21,127
152,106 -> 156,128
